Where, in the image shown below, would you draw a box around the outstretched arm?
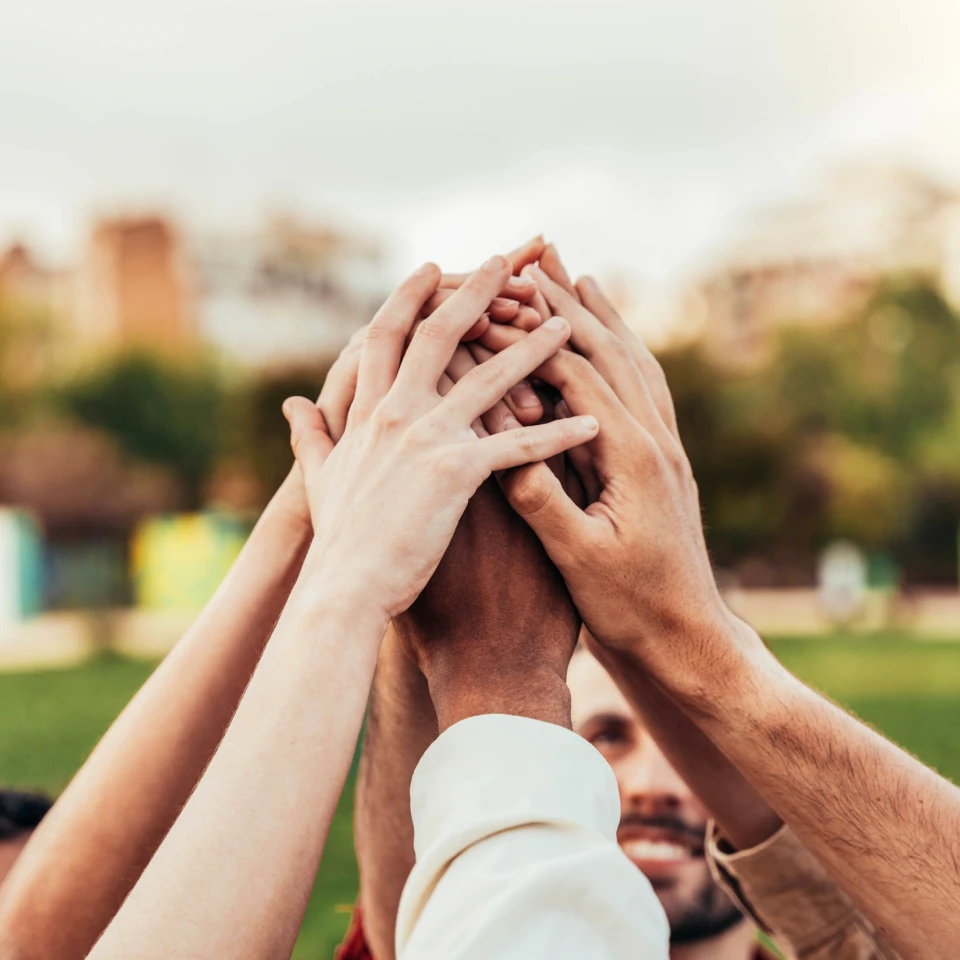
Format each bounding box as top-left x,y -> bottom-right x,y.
87,255 -> 596,958
0,470 -> 312,960
0,317 -> 378,960
497,266 -> 958,960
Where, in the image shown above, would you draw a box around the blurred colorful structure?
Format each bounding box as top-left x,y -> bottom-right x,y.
0,510 -> 42,626
0,213 -> 385,371
131,513 -> 249,612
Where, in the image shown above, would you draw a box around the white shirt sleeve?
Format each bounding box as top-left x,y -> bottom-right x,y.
395,714 -> 669,960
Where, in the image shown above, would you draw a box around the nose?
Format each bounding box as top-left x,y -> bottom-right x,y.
618,739 -> 694,816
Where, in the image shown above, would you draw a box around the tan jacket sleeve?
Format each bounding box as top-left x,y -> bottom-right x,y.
706,822 -> 900,960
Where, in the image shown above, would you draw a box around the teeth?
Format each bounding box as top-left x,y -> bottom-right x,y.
622,839 -> 689,862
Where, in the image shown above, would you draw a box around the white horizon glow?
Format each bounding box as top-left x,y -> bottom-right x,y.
1,0 -> 959,297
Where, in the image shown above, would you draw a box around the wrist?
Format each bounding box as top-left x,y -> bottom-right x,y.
295,544 -> 391,642
426,663 -> 572,733
609,605 -> 780,721
262,467 -> 312,544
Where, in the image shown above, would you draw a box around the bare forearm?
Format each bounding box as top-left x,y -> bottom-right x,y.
0,474 -> 311,960
677,616 -> 960,960
355,628 -> 438,960
88,566 -> 387,960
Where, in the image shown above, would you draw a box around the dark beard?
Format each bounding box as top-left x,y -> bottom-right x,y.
668,877 -> 746,945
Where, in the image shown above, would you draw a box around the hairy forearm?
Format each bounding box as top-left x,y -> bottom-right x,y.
354,628 -> 438,960
591,642 -> 781,850
0,474 -> 311,960
88,560 -> 387,960
674,616 -> 960,960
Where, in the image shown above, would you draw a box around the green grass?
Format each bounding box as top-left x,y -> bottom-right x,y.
1,633 -> 959,957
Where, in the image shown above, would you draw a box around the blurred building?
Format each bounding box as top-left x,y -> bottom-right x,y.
696,166 -> 960,369
65,213 -> 385,367
0,243 -> 64,309
72,216 -> 192,349
191,216 -> 385,367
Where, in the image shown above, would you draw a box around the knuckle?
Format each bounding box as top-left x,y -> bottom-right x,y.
462,275 -> 490,299
430,448 -> 467,484
605,332 -> 634,364
414,318 -> 448,342
513,427 -> 540,457
405,417 -> 442,450
364,322 -> 389,342
509,471 -> 553,515
662,437 -> 687,474
372,401 -> 408,433
633,432 -> 661,468
559,351 -> 593,384
473,359 -> 509,390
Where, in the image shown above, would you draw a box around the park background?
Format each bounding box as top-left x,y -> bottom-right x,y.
3,0 -> 960,955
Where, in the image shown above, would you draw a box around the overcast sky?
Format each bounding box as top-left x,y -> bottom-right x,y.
2,0 -> 960,285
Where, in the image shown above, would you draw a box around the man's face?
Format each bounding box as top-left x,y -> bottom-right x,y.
568,649 -> 743,944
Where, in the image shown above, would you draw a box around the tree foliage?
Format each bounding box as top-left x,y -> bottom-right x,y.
662,277 -> 960,584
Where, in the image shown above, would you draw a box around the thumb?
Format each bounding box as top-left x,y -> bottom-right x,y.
498,460 -> 589,565
283,396 -> 334,480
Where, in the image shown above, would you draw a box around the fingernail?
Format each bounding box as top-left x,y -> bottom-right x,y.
579,415 -> 599,433
582,275 -> 599,291
544,316 -> 567,331
483,255 -> 507,271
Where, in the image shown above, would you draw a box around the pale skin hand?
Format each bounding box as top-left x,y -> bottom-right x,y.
86,256 -> 596,960
492,266 -> 960,960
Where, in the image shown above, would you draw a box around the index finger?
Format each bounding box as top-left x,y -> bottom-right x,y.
396,256 -> 512,393
438,272 -> 539,302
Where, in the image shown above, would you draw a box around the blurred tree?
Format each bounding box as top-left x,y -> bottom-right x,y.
660,277 -> 960,584
0,298 -> 59,428
231,365 -> 330,501
60,352 -> 226,509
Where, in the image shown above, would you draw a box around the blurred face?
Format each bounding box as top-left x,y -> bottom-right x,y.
568,649 -> 743,945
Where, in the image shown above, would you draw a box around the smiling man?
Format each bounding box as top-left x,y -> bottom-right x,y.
568,646 -> 765,960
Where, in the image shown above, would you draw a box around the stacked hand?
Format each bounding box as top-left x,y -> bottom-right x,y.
282,254 -> 598,625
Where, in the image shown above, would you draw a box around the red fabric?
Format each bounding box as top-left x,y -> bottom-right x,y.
336,905 -> 375,960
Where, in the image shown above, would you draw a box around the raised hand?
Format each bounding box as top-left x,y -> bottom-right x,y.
283,256 -> 598,622
388,340 -> 582,730
493,267 -> 760,685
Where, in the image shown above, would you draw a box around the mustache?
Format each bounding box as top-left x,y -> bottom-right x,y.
618,812 -> 706,842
